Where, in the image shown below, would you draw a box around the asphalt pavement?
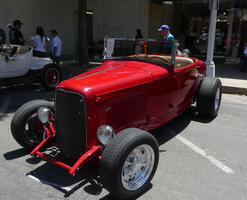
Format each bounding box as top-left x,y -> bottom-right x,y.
0,84 -> 246,200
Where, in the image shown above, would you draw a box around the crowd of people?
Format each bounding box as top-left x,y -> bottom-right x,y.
0,19 -> 62,64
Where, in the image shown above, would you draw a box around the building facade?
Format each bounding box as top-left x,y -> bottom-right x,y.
0,0 -> 174,56
0,0 -> 246,57
0,0 -> 78,55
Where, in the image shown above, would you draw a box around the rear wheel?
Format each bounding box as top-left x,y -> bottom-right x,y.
11,100 -> 54,150
41,64 -> 61,90
100,128 -> 159,200
197,77 -> 222,118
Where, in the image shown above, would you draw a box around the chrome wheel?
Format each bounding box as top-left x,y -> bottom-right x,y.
24,113 -> 44,144
214,87 -> 221,110
121,144 -> 155,191
45,68 -> 60,88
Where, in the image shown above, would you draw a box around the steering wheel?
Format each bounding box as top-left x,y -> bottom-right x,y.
2,44 -> 14,54
149,56 -> 170,64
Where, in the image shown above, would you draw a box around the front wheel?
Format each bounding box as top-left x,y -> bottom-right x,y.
11,100 -> 54,150
40,64 -> 61,90
100,128 -> 159,200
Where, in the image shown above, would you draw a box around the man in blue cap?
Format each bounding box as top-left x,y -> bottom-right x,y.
158,25 -> 175,54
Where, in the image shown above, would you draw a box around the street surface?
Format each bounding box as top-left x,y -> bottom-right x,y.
0,84 -> 247,200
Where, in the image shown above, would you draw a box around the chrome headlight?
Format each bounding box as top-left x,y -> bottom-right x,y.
37,107 -> 52,124
97,125 -> 115,146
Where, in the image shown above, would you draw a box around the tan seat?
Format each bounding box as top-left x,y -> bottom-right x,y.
129,54 -> 194,69
174,57 -> 194,69
129,54 -> 172,63
16,46 -> 30,54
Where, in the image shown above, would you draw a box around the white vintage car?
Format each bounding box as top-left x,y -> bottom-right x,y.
0,44 -> 61,90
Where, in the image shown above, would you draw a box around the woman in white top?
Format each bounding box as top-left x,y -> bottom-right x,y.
30,27 -> 48,57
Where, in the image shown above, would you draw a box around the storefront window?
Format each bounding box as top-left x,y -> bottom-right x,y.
183,3 -> 247,57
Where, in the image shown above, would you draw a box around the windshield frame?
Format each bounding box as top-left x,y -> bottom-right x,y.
103,37 -> 179,68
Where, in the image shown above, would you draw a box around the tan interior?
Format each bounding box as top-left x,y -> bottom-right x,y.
16,46 -> 31,54
2,45 -> 31,55
129,54 -> 194,69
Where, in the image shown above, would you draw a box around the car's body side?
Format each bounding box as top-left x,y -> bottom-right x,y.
0,45 -> 53,79
0,44 -> 60,90
57,56 -> 206,149
0,46 -> 32,78
30,56 -> 54,70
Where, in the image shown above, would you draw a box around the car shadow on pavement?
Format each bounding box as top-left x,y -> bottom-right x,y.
3,148 -> 29,160
26,162 -> 103,197
98,184 -> 152,200
24,157 -> 152,200
152,106 -> 215,147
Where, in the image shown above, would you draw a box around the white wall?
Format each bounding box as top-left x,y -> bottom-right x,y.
0,0 -> 78,55
0,0 -> 150,56
87,0 -> 149,40
148,2 -> 165,40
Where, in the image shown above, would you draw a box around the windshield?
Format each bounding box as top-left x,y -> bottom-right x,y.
103,37 -> 179,66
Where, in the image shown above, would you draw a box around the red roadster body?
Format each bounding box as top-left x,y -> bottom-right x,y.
58,55 -> 206,149
11,40 -> 221,200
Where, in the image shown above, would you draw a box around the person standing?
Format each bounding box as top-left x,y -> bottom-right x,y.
30,27 -> 47,57
6,23 -> 13,42
135,28 -> 143,40
50,29 -> 62,64
135,28 -> 143,54
240,41 -> 247,72
157,25 -> 175,54
0,28 -> 6,45
9,20 -> 25,45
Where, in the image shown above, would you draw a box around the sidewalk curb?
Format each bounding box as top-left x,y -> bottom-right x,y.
222,86 -> 247,96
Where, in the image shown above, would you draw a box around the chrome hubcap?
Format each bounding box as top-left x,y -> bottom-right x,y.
214,87 -> 221,110
121,144 -> 155,191
45,68 -> 59,87
24,113 -> 44,144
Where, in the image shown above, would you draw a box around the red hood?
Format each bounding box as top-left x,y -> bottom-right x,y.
58,60 -> 168,96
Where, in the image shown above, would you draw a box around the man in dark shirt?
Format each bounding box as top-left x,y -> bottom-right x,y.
0,28 -> 6,45
9,20 -> 25,45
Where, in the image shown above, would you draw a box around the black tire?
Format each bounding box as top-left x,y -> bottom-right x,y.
11,100 -> 54,150
100,128 -> 159,200
197,77 -> 222,118
40,64 -> 61,91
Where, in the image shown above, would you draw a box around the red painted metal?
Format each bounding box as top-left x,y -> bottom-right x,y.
35,151 -> 72,171
69,146 -> 101,176
30,125 -> 54,155
30,136 -> 52,156
33,146 -> 101,176
30,123 -> 102,176
144,41 -> 147,54
30,54 -> 206,175
48,123 -> 56,135
57,56 -> 206,149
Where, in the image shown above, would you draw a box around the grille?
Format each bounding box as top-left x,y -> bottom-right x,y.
55,89 -> 87,159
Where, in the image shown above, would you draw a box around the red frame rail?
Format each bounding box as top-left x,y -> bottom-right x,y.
30,123 -> 102,176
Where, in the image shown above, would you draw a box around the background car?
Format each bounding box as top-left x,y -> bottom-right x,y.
0,44 -> 61,90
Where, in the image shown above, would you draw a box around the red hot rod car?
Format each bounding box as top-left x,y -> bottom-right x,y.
11,39 -> 222,200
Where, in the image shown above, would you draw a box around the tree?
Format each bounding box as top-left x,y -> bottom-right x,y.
78,0 -> 89,66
